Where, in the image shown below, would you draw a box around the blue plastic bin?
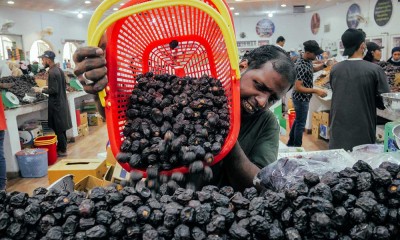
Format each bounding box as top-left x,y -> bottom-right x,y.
16,148 -> 48,178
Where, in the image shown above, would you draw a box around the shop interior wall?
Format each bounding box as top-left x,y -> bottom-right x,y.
0,6 -> 89,64
233,0 -> 400,58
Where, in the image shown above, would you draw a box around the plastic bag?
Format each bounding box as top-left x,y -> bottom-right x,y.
254,150 -> 357,192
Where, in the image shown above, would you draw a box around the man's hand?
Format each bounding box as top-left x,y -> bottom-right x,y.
315,88 -> 327,98
73,47 -> 107,94
32,87 -> 42,93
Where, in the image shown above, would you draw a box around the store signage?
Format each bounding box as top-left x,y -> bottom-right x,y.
311,13 -> 320,35
374,0 -> 393,27
255,19 -> 275,38
346,3 -> 361,29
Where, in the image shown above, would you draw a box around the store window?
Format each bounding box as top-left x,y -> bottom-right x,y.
0,36 -> 13,60
63,42 -> 77,69
29,40 -> 52,63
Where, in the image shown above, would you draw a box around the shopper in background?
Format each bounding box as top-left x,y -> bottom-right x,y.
287,40 -> 327,147
32,51 -> 72,157
363,42 -> 384,64
73,44 -> 296,190
387,47 -> 400,66
329,29 -> 389,151
275,36 -> 285,49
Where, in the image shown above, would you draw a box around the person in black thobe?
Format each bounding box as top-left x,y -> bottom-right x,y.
33,51 -> 72,157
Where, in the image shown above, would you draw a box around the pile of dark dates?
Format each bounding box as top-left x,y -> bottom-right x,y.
2,160 -> 400,239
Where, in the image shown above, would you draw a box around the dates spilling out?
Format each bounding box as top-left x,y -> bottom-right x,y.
118,72 -> 230,173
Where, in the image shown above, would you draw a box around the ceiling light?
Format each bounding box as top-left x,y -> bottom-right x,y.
268,13 -> 273,17
306,5 -> 311,9
49,9 -> 54,11
235,0 -> 243,2
7,1 -> 14,4
113,7 -> 118,11
230,7 -> 234,10
77,13 -> 83,18
120,3 -> 124,6
234,12 -> 239,15
281,4 -> 287,7
84,0 -> 91,4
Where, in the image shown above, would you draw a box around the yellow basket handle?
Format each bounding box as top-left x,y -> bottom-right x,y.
88,0 -> 240,107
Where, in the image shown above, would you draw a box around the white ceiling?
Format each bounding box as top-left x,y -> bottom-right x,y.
0,0 -> 352,18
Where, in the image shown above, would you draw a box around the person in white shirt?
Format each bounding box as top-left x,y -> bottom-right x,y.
275,36 -> 285,49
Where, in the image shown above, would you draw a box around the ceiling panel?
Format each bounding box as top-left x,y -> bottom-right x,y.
0,0 -> 352,19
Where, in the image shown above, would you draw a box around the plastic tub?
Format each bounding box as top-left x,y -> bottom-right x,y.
16,148 -> 48,178
34,135 -> 58,165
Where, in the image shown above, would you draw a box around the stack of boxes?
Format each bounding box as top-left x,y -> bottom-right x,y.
78,112 -> 89,137
312,110 -> 330,140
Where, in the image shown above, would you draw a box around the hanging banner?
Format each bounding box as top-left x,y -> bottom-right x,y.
374,0 -> 392,27
346,3 -> 361,29
311,13 -> 320,35
255,19 -> 275,38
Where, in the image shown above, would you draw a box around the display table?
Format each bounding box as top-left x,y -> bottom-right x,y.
4,91 -> 90,175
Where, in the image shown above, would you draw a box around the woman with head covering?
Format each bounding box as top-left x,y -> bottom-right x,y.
363,42 -> 384,64
387,47 -> 400,66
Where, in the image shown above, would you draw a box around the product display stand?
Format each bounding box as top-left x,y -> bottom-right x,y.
4,91 -> 89,176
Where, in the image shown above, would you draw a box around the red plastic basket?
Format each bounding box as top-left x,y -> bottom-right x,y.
102,0 -> 240,176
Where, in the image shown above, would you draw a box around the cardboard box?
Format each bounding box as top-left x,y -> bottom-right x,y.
78,123 -> 89,137
35,79 -> 47,88
312,112 -> 322,122
319,124 -> 330,140
88,113 -> 103,126
111,163 -> 130,184
80,112 -> 88,126
312,125 -> 320,140
321,111 -> 330,126
287,98 -> 294,110
48,159 -> 108,184
106,146 -> 117,166
74,175 -> 114,193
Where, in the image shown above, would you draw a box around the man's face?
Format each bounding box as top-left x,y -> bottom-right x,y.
393,51 -> 400,61
373,49 -> 382,61
41,58 -> 50,68
240,62 -> 290,115
304,51 -> 316,60
279,41 -> 285,47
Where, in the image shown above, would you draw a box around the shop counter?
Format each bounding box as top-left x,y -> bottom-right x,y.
4,91 -> 90,175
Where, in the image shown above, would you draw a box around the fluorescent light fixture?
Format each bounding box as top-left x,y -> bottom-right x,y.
120,3 -> 124,5
235,0 -> 243,2
49,9 -> 54,11
230,7 -> 234,10
268,13 -> 273,17
84,0 -> 91,4
281,4 -> 287,7
77,13 -> 83,18
306,5 -> 311,9
7,1 -> 14,4
234,12 -> 239,15
113,7 -> 119,11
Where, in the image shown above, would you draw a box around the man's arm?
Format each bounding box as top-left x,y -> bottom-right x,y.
375,67 -> 390,110
295,80 -> 327,97
42,70 -> 58,95
313,62 -> 325,72
223,142 -> 261,191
